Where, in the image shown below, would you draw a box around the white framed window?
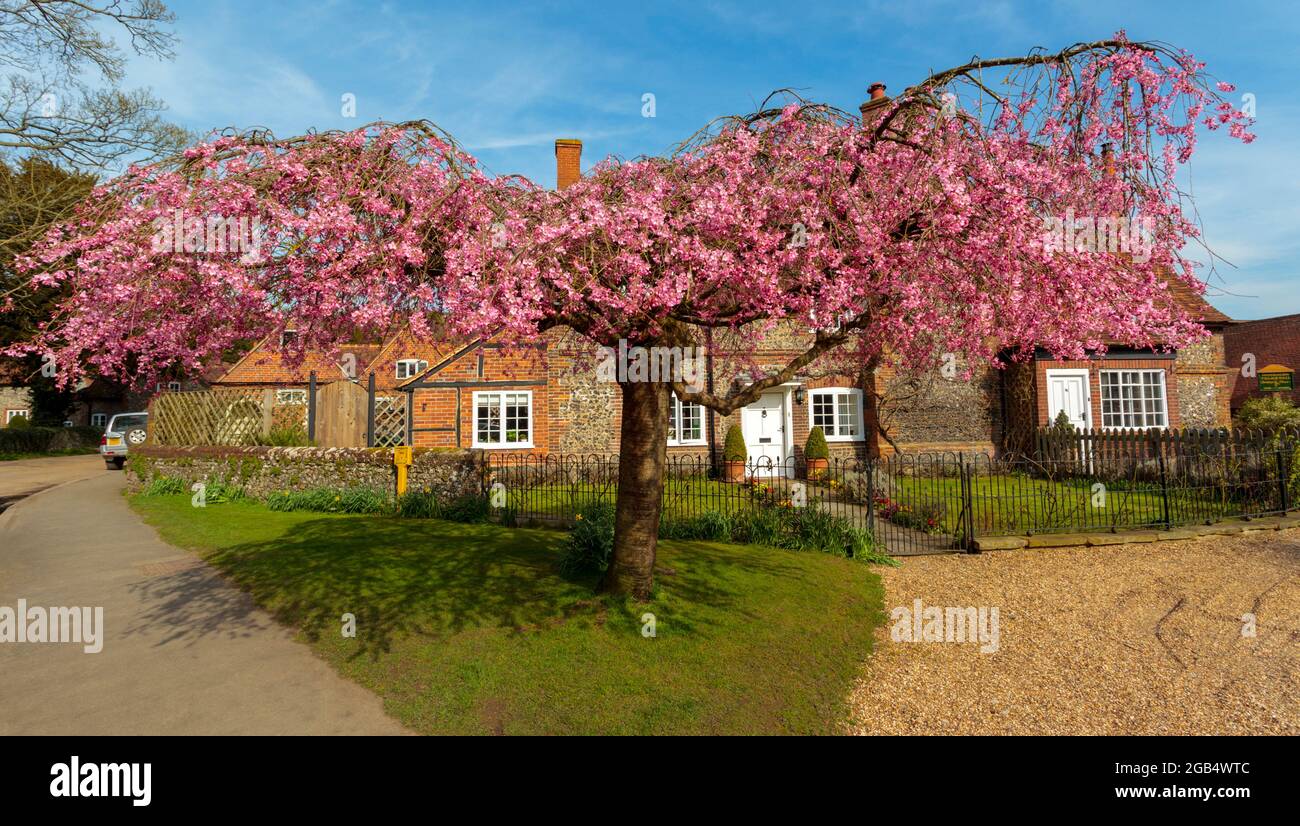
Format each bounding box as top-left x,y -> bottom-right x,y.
473,390 -> 533,448
1100,369 -> 1168,429
809,388 -> 864,441
276,389 -> 308,405
167,381 -> 182,392
667,395 -> 706,446
5,409 -> 30,424
395,359 -> 429,380
90,412 -> 108,428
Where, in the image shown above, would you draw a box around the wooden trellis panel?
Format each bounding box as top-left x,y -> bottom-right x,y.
372,394 -> 408,448
148,388 -> 269,446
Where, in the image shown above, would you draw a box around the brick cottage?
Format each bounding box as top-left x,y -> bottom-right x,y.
1224,312 -> 1300,412
211,86 -> 1236,468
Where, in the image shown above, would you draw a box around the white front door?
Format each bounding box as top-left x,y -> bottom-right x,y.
741,392 -> 788,474
1045,369 -> 1091,430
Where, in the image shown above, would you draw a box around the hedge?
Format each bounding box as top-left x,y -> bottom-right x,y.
0,426 -> 101,454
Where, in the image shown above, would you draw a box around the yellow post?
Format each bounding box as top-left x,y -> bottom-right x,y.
393,446 -> 412,496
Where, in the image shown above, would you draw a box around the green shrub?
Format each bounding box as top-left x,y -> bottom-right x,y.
1236,396 -> 1300,432
397,490 -> 489,522
0,425 -> 56,454
723,425 -> 747,462
660,510 -> 732,541
266,486 -> 390,514
559,501 -> 616,578
0,423 -> 102,454
397,489 -> 439,519
441,493 -> 489,523
664,501 -> 894,564
142,476 -> 187,496
202,480 -> 247,504
805,426 -> 829,460
256,425 -> 313,446
787,506 -> 891,563
730,503 -> 787,548
1050,409 -> 1076,433
1290,444 -> 1300,506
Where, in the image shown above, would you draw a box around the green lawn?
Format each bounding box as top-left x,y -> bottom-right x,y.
497,475 -> 771,522
502,465 -> 1247,539
131,493 -> 885,735
872,473 -> 1237,535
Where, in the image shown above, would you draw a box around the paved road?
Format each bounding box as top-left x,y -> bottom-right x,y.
0,453 -> 105,501
0,472 -> 408,734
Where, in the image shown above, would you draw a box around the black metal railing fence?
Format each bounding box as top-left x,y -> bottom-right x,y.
482,427 -> 1298,556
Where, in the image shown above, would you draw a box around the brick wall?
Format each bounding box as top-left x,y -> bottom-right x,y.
409,340 -> 551,456
1224,315 -> 1300,411
1032,356 -> 1182,428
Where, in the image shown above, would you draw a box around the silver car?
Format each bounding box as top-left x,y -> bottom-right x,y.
101,412 -> 148,470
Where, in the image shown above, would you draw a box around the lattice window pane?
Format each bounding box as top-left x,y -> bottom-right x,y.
1100,369 -> 1166,430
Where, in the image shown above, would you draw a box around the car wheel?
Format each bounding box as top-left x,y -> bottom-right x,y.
112,458 -> 125,470
125,427 -> 148,446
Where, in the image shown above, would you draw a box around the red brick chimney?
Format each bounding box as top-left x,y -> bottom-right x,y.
860,82 -> 889,124
1100,142 -> 1115,178
555,138 -> 582,190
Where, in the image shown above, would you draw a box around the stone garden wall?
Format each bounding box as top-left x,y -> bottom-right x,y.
127,445 -> 483,502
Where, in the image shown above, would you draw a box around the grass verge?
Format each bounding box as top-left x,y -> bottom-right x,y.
131,493 -> 885,735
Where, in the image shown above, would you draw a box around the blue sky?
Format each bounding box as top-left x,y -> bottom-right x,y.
122,0 -> 1299,320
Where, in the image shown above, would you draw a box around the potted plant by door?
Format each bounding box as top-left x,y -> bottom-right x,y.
805,426 -> 829,480
722,425 -> 747,482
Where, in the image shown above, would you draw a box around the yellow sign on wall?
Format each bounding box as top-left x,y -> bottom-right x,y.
1259,365 -> 1295,393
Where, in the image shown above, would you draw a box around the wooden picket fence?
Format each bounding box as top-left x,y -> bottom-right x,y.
1029,425 -> 1300,477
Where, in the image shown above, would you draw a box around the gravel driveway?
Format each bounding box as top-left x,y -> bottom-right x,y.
850,528 -> 1300,735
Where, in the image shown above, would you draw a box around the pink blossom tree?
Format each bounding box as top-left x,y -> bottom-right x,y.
6,36 -> 1253,597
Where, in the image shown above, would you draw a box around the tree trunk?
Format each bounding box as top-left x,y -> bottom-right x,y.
599,379 -> 669,599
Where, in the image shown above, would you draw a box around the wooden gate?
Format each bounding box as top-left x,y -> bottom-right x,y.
315,380 -> 368,447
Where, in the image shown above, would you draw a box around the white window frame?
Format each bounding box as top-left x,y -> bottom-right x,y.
1099,368 -> 1169,430
667,395 -> 706,446
472,390 -> 534,449
395,359 -> 429,380
808,387 -> 865,442
276,388 -> 308,405
5,409 -> 30,424
90,412 -> 108,428
167,381 -> 182,392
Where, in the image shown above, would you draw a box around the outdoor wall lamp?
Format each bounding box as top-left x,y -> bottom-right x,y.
794,387 -> 806,405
